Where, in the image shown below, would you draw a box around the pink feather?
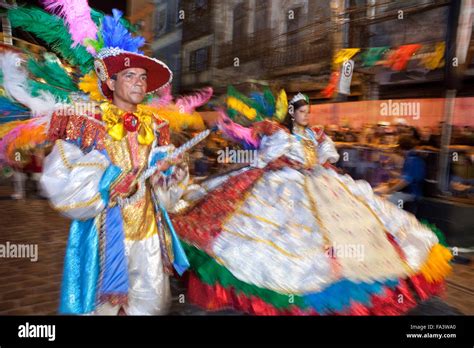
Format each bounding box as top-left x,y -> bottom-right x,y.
175,87 -> 213,114
43,0 -> 98,47
216,108 -> 260,149
149,84 -> 174,108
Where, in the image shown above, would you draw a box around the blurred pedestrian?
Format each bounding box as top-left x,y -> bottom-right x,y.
375,136 -> 426,205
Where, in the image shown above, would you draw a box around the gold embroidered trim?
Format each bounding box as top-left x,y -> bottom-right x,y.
55,193 -> 102,211
57,140 -> 107,171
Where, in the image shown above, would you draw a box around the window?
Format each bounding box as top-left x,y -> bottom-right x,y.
233,3 -> 247,42
176,0 -> 183,24
287,6 -> 303,46
254,0 -> 269,33
154,4 -> 167,36
190,46 -> 211,72
195,0 -> 208,10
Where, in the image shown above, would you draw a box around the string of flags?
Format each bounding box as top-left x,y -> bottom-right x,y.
322,42 -> 446,98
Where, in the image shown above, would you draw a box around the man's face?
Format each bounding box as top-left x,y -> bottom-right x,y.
107,67 -> 148,105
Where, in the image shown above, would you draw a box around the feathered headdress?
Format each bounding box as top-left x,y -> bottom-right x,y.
225,85 -> 288,124
5,1 -> 172,101
218,85 -> 289,149
0,1 -> 211,167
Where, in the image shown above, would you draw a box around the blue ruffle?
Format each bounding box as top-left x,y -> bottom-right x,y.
97,165 -> 129,300
159,204 -> 190,276
59,164 -> 127,314
98,205 -> 129,297
303,278 -> 399,313
59,218 -> 100,314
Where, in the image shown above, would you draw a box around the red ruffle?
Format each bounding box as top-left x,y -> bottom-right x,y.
171,168 -> 265,252
186,272 -> 445,316
251,119 -> 287,139
48,113 -> 106,150
187,272 -> 316,315
409,274 -> 445,300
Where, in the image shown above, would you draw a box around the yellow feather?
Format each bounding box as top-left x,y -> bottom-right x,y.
227,96 -> 257,120
419,244 -> 452,283
77,75 -> 206,131
143,105 -> 205,132
78,71 -> 106,102
274,89 -> 288,122
0,120 -> 27,138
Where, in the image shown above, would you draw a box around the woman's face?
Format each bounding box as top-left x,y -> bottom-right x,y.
293,104 -> 309,127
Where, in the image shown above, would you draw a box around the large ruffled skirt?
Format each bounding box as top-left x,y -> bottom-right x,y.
171,163 -> 452,315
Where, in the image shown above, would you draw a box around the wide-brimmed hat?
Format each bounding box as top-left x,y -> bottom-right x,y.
94,47 -> 172,99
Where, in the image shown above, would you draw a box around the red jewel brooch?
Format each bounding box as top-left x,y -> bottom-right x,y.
123,113 -> 139,132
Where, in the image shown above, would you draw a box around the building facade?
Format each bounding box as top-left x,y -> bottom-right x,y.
179,0 -> 474,102
150,0 -> 184,93
180,0 -> 334,100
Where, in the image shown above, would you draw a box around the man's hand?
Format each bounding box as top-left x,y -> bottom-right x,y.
155,160 -> 171,172
156,154 -> 185,172
168,153 -> 184,166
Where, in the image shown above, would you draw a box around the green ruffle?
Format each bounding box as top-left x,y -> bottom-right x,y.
421,220 -> 449,247
182,242 -> 309,310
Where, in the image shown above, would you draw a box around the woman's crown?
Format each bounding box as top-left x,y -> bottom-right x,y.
289,92 -> 309,105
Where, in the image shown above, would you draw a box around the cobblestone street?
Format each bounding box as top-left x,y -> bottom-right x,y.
0,182 -> 472,316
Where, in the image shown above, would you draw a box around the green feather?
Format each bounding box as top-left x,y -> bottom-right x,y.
263,87 -> 276,117
83,31 -> 103,54
0,63 -> 69,102
227,108 -> 238,119
29,79 -> 71,102
8,7 -> 94,74
227,86 -> 265,121
421,220 -> 449,247
27,57 -> 78,92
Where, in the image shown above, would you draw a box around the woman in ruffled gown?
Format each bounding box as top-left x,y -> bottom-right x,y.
171,92 -> 452,315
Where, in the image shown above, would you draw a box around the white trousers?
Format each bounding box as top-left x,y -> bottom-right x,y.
94,234 -> 171,315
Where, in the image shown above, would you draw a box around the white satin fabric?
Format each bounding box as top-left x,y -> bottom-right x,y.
124,233 -> 171,315
205,130 -> 438,295
93,234 -> 171,316
40,140 -> 109,220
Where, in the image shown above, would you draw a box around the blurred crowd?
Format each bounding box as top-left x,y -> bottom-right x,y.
325,121 -> 474,148
326,121 -> 474,201
3,121 -> 474,202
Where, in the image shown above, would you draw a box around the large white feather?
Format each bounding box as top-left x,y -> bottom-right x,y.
0,52 -> 57,117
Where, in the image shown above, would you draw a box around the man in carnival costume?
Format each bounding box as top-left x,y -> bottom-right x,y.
0,3 -> 191,315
